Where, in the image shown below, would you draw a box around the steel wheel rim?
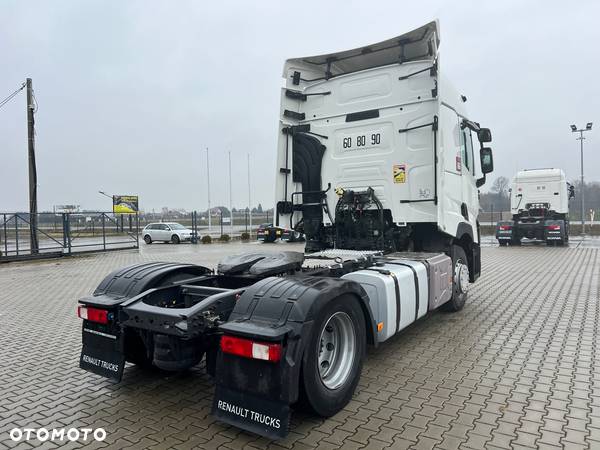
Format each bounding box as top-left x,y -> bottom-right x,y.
318,311 -> 356,389
455,259 -> 470,294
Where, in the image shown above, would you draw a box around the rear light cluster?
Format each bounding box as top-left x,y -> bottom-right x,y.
546,224 -> 561,231
499,225 -> 512,231
77,305 -> 110,324
220,335 -> 282,362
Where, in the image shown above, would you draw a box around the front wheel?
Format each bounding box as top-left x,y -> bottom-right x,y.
171,234 -> 180,244
440,245 -> 469,312
299,295 -> 366,417
144,235 -> 152,244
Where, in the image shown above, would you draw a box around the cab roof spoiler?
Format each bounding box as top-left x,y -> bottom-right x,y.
284,20 -> 439,82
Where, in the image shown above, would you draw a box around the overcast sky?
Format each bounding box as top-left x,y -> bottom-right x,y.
1,0 -> 598,212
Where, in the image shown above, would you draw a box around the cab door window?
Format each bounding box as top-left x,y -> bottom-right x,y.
460,128 -> 474,175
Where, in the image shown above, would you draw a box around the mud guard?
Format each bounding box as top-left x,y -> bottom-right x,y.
212,276 -> 375,439
80,262 -> 212,307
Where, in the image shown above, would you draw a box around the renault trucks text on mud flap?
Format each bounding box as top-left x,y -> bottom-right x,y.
496,168 -> 574,246
78,21 -> 494,439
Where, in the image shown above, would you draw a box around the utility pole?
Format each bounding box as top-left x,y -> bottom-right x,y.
206,147 -> 211,232
228,151 -> 233,233
571,123 -> 593,234
247,153 -> 252,234
26,78 -> 39,254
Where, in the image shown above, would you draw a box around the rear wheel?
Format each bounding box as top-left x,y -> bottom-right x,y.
171,234 -> 180,244
441,245 -> 469,312
299,295 -> 366,416
144,235 -> 152,244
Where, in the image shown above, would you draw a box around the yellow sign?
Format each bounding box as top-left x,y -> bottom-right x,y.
113,195 -> 139,214
393,164 -> 406,184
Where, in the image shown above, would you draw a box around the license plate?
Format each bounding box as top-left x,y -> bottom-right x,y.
212,385 -> 290,439
80,328 -> 125,381
340,130 -> 384,152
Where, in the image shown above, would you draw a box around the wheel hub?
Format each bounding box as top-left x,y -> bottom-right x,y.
317,312 -> 356,390
455,260 -> 470,294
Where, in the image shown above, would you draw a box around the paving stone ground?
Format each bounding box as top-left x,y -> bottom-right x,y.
0,242 -> 599,449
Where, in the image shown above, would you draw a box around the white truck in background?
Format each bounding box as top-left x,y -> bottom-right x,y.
496,168 -> 574,246
77,21 -> 495,439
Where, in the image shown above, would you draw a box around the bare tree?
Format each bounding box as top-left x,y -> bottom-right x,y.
491,176 -> 510,197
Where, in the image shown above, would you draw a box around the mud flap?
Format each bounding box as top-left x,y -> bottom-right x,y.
212,385 -> 290,439
79,327 -> 125,381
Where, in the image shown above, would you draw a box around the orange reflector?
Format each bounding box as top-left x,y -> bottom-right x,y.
377,322 -> 384,332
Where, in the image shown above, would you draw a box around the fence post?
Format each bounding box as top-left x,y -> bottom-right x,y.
66,214 -> 72,254
102,214 -> 106,251
220,210 -> 223,236
3,214 -> 7,256
491,204 -> 494,224
61,213 -> 67,253
135,213 -> 139,248
15,215 -> 19,256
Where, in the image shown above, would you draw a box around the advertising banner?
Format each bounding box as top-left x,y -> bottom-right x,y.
112,195 -> 138,214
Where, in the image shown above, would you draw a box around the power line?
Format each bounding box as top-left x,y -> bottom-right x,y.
0,82 -> 26,110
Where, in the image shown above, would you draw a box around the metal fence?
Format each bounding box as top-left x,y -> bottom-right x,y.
0,212 -> 139,261
478,209 -> 511,225
137,211 -> 274,237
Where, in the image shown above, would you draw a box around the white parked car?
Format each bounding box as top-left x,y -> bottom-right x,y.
142,222 -> 195,244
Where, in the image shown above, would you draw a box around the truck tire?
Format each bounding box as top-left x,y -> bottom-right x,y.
299,295 -> 366,417
441,245 -> 469,312
509,237 -> 521,246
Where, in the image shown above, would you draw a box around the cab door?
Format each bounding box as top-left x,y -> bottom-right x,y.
437,105 -> 464,237
459,126 -> 478,238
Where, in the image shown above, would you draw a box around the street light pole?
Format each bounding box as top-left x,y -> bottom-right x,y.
228,151 -> 233,233
206,148 -> 211,233
578,131 -> 585,233
98,190 -> 113,211
247,153 -> 252,235
570,123 -> 593,234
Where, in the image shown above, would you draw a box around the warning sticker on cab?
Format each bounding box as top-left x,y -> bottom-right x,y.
393,164 -> 406,184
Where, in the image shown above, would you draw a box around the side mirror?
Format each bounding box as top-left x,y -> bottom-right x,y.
478,128 -> 492,143
480,147 -> 494,174
569,185 -> 575,199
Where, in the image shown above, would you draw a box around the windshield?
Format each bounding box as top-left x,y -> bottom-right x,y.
167,223 -> 187,230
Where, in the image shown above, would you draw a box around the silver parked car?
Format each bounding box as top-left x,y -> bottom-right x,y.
142,222 -> 194,244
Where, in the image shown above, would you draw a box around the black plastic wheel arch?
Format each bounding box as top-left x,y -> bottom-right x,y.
215,276 -> 377,406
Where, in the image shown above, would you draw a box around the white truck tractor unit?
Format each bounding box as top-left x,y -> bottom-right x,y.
77,21 -> 494,439
496,169 -> 574,246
